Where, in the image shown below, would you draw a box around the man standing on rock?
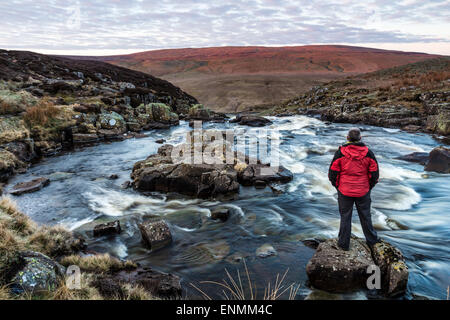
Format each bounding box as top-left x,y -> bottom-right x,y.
328,128 -> 380,251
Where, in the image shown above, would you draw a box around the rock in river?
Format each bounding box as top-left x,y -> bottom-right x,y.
10,177 -> 50,195
396,152 -> 429,165
424,146 -> 450,173
306,238 -> 373,293
230,114 -> 273,127
256,244 -> 277,258
306,238 -> 408,296
131,142 -> 293,198
139,218 -> 172,251
93,220 -> 122,237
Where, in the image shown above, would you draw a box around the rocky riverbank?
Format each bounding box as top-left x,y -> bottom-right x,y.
0,50 -> 229,189
0,196 -> 181,300
265,58 -> 450,141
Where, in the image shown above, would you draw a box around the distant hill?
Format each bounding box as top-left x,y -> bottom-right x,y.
68,45 -> 439,112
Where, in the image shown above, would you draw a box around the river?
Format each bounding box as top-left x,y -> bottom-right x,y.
6,115 -> 450,300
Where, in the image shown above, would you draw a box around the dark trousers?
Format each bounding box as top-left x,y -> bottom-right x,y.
337,190 -> 378,250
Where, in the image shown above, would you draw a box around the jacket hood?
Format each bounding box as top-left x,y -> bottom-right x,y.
340,142 -> 368,160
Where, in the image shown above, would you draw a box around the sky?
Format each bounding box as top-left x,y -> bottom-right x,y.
0,0 -> 449,56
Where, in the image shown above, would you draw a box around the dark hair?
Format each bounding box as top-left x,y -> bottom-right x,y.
347,128 -> 361,142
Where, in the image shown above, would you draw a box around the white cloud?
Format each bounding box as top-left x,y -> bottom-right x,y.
0,0 -> 448,55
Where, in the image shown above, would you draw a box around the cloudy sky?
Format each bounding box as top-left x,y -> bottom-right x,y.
1,0 -> 449,55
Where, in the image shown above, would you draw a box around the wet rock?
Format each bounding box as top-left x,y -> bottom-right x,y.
131,140 -> 292,198
121,180 -> 131,189
302,239 -> 323,250
211,207 -> 230,222
254,180 -> 267,189
138,218 -> 172,251
109,174 -> 119,180
256,244 -> 277,258
155,139 -> 166,144
10,177 -> 50,195
371,240 -> 408,297
93,266 -> 182,299
10,251 -> 66,295
306,238 -> 373,292
396,152 -> 429,165
93,220 -> 121,237
131,145 -> 240,198
238,164 -> 293,186
424,146 -> 450,173
230,114 -> 273,127
72,133 -> 100,144
187,104 -> 227,122
306,238 -> 409,296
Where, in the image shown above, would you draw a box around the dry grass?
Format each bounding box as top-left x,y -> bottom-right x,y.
23,97 -> 60,126
0,286 -> 11,300
0,88 -> 37,115
0,117 -> 30,145
393,70 -> 450,89
191,259 -> 300,300
60,253 -> 137,273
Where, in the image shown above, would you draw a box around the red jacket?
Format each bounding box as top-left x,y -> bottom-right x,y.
328,142 -> 379,197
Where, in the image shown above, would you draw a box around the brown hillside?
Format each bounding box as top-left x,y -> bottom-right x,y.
71,45 -> 439,112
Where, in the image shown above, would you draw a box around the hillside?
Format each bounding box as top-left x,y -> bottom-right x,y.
266,57 -> 450,139
79,45 -> 438,112
0,49 -> 199,183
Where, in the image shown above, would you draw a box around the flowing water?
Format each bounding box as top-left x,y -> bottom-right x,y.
6,116 -> 450,300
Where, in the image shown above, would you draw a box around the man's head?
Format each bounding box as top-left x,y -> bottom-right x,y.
347,127 -> 361,142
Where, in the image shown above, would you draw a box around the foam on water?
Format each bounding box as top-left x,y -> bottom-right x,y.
373,185 -> 421,210
83,187 -> 200,217
380,163 -> 423,181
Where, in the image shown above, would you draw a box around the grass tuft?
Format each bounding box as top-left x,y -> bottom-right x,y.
23,97 -> 60,126
191,259 -> 300,300
60,254 -> 137,274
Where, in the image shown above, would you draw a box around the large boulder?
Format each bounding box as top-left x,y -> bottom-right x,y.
131,145 -> 240,198
306,238 -> 373,292
10,251 -> 66,295
150,103 -> 179,124
97,111 -> 127,133
138,218 -> 172,251
230,114 -> 273,127
306,238 -> 409,296
131,141 -> 293,198
425,146 -> 450,173
10,177 -> 50,195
